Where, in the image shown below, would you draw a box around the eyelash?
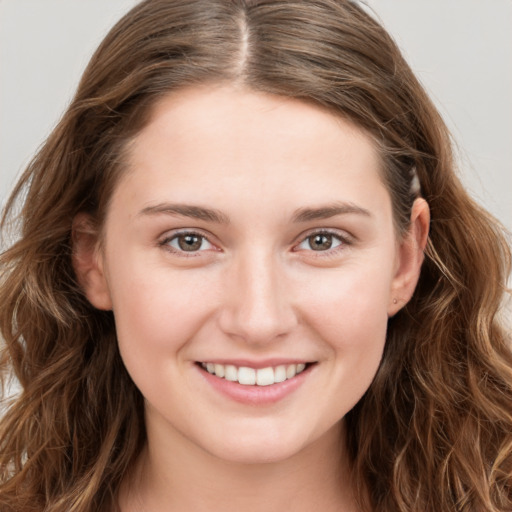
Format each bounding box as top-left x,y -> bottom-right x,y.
159,229 -> 352,257
159,230 -> 216,257
293,229 -> 352,257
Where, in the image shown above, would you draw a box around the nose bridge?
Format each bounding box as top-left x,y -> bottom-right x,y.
219,246 -> 297,344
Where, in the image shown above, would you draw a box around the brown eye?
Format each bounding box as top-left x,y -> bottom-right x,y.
308,234 -> 334,251
296,232 -> 345,252
165,232 -> 213,253
177,234 -> 202,251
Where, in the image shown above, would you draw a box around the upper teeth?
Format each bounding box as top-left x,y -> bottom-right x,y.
201,362 -> 307,386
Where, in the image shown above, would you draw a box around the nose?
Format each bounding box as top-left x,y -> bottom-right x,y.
217,250 -> 298,345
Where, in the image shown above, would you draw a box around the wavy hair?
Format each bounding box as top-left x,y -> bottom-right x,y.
1,1 -> 511,510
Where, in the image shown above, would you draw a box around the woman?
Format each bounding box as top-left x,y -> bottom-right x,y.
1,1 -> 511,511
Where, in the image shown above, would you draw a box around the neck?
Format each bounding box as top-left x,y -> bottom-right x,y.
119,417 -> 358,512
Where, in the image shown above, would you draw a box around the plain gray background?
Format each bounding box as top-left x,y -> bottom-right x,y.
1,0 -> 511,232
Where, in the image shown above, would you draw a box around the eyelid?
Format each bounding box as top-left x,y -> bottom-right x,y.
158,228 -> 219,255
157,227 -> 353,257
292,228 -> 353,253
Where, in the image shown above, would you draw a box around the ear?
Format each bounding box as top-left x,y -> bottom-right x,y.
388,198 -> 430,316
72,213 -> 112,310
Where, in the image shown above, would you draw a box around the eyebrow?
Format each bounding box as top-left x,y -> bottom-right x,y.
138,201 -> 371,224
138,203 -> 230,224
291,202 -> 372,223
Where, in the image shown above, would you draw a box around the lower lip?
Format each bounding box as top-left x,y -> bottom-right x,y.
197,364 -> 314,405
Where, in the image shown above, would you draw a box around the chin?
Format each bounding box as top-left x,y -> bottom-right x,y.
200,421 -> 330,465
209,439 -> 302,465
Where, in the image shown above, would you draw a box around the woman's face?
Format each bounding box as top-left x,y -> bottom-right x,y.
79,85 -> 426,464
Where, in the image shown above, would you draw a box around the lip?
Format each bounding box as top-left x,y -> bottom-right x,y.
196,361 -> 315,405
197,358 -> 313,369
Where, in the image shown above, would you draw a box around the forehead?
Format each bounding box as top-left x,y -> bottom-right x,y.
131,84 -> 380,166
114,84 -> 390,221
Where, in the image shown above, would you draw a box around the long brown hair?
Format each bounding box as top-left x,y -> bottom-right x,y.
1,1 -> 511,510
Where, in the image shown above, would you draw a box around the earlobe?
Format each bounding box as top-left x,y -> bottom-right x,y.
388,198 -> 430,316
72,213 -> 113,311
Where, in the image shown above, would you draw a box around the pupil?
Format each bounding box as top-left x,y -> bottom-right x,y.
310,234 -> 332,251
178,234 -> 201,251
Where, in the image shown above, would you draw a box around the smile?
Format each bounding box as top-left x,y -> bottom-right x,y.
200,362 -> 308,386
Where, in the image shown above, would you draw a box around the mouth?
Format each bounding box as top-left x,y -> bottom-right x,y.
197,361 -> 314,387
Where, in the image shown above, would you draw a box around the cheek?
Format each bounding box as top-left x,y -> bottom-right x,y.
297,259 -> 393,376
299,257 -> 393,329
106,256 -> 219,368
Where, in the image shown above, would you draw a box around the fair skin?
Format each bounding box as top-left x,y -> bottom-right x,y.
74,84 -> 429,512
